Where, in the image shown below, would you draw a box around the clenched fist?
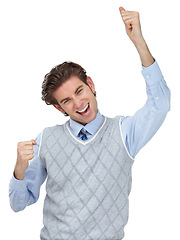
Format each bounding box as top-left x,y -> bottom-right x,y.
14,140 -> 37,180
119,7 -> 144,47
119,6 -> 154,67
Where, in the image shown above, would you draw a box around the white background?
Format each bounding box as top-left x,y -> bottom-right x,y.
1,0 -> 180,239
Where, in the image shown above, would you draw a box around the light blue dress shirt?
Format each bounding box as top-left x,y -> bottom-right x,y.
70,110 -> 103,139
9,60 -> 171,212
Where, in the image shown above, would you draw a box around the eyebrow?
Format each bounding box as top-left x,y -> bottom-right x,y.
60,85 -> 84,104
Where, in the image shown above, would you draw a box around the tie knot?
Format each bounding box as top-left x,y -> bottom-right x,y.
79,128 -> 88,141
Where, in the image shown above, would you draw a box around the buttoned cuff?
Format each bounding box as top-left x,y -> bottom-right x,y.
10,173 -> 27,191
141,60 -> 164,86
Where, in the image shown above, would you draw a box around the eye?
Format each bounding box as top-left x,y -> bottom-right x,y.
77,88 -> 83,94
63,98 -> 70,104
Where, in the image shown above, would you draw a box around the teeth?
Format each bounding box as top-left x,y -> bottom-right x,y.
77,104 -> 88,113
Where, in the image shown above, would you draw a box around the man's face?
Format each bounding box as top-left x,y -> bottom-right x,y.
53,76 -> 98,125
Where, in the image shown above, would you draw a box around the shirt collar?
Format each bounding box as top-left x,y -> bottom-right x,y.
69,110 -> 104,137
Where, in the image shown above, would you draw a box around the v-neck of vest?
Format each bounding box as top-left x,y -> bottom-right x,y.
65,116 -> 107,145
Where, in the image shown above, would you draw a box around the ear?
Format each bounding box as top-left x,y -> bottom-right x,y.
53,104 -> 65,114
86,76 -> 95,93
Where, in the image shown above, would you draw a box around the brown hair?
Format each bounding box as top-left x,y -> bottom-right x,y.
41,61 -> 88,106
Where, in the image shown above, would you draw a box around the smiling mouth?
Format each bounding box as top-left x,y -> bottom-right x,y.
76,104 -> 90,115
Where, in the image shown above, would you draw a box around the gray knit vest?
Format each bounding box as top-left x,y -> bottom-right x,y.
39,116 -> 134,240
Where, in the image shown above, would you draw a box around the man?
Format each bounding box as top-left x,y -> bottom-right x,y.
9,7 -> 170,240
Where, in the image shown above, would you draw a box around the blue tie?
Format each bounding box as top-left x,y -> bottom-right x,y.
79,128 -> 88,141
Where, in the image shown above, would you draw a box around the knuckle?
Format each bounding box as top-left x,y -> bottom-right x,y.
136,12 -> 140,17
29,149 -> 34,154
30,154 -> 34,160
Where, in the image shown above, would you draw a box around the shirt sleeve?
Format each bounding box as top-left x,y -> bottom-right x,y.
9,133 -> 47,212
120,60 -> 171,159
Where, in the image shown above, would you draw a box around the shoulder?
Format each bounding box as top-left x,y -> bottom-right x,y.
42,121 -> 67,135
38,122 -> 68,158
39,122 -> 68,146
103,115 -> 126,134
106,115 -> 125,124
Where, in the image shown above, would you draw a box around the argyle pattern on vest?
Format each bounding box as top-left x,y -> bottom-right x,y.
39,116 -> 134,240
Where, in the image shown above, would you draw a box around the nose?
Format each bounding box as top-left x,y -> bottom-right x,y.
73,97 -> 82,110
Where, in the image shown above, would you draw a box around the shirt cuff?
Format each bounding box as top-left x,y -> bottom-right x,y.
141,60 -> 164,86
10,173 -> 28,192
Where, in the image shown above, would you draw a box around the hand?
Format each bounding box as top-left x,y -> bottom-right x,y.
14,140 -> 37,180
119,7 -> 144,47
119,6 -> 154,67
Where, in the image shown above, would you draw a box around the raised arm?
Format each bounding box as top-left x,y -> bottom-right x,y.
118,7 -> 171,159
